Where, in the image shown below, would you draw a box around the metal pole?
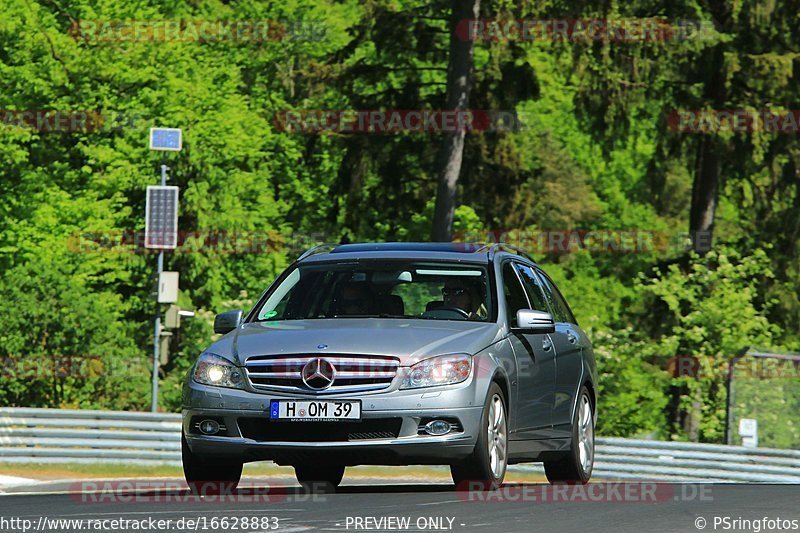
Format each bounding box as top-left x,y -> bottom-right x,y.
724,361 -> 734,445
151,251 -> 163,413
725,347 -> 749,445
150,164 -> 169,413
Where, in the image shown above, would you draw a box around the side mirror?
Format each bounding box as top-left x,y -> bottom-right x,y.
514,309 -> 555,334
214,309 -> 243,334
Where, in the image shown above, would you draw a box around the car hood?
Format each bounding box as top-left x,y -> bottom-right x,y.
207,319 -> 503,366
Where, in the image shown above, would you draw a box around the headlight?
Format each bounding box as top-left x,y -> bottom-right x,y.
400,354 -> 472,390
193,353 -> 244,389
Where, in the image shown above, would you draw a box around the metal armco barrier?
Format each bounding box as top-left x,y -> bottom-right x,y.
0,408 -> 182,466
516,438 -> 800,483
1,408 -> 799,482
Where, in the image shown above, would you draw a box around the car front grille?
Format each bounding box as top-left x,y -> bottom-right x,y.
238,417 -> 403,442
244,354 -> 400,394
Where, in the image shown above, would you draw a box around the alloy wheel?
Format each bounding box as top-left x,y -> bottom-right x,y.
577,395 -> 594,473
487,393 -> 507,478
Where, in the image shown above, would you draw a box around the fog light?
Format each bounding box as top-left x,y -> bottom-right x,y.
424,420 -> 452,436
198,419 -> 220,435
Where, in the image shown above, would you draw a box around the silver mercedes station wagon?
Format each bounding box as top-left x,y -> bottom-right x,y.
182,243 -> 597,490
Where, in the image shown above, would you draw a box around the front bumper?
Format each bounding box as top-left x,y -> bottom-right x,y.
182,379 -> 484,466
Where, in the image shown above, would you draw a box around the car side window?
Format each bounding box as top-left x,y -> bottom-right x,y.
513,263 -> 550,313
536,270 -> 577,325
501,262 -> 531,328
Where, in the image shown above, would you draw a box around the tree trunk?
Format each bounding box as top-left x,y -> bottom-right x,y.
689,136 -> 720,253
431,0 -> 480,242
688,46 -> 726,254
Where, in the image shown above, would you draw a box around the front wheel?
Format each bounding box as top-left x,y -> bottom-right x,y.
451,383 -> 508,490
544,387 -> 594,484
182,432 -> 243,494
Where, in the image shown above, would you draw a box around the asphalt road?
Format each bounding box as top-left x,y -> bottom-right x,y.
0,479 -> 798,533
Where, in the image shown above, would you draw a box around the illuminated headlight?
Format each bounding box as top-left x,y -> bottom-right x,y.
193,353 -> 244,389
400,354 -> 472,390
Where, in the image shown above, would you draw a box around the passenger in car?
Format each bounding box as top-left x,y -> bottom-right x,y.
336,281 -> 376,316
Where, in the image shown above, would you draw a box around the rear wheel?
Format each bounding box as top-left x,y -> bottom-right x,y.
294,464 -> 345,491
544,387 -> 594,484
451,383 -> 508,491
182,432 -> 242,494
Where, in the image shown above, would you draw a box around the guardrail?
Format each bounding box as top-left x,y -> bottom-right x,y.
1,408 -> 799,482
517,438 -> 800,483
0,408 -> 181,466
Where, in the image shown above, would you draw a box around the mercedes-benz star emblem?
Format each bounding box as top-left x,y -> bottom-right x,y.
301,358 -> 336,390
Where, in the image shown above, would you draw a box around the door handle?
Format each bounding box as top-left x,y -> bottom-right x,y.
542,337 -> 552,351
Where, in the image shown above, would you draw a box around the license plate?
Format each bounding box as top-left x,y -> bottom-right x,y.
269,400 -> 361,421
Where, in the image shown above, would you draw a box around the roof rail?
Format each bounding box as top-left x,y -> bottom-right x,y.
475,243 -> 537,263
297,244 -> 338,261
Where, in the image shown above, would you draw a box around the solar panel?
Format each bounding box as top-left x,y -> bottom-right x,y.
149,127 -> 182,151
145,186 -> 179,249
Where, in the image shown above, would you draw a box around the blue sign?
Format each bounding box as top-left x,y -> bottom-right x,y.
149,127 -> 182,151
270,401 -> 279,419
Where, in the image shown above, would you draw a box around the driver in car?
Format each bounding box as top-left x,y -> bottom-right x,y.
441,278 -> 486,319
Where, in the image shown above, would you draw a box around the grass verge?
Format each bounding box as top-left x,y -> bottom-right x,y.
0,462 -> 545,483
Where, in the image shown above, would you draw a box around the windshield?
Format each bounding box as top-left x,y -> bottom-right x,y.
253,261 -> 493,322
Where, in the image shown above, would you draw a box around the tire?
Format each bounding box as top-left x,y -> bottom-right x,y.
451,383 -> 508,491
182,431 -> 243,494
544,386 -> 594,485
294,464 -> 345,491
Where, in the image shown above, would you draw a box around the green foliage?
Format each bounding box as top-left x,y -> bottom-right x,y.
0,258 -> 148,409
0,0 -> 798,449
592,328 -> 671,438
732,367 -> 800,449
619,247 -> 783,442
